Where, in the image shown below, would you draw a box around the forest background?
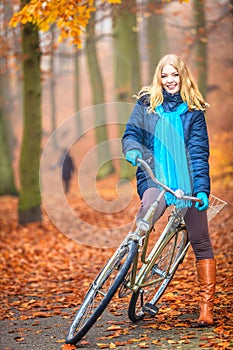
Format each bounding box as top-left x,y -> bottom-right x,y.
0,0 -> 232,222
0,0 -> 233,349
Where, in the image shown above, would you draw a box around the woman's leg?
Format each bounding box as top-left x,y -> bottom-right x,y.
184,205 -> 214,260
184,205 -> 216,326
131,187 -> 167,231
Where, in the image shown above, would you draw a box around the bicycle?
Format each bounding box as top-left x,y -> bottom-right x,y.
66,158 -> 226,345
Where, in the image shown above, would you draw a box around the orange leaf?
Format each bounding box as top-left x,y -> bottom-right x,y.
96,344 -> 110,349
106,325 -> 122,331
61,344 -> 76,350
55,339 -> 65,343
214,326 -> 224,333
158,325 -> 172,330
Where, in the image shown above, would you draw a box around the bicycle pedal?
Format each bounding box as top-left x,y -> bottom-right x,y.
142,303 -> 159,316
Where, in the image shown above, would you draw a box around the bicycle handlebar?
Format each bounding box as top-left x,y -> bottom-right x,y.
137,158 -> 201,203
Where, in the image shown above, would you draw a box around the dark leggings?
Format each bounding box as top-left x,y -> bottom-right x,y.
136,188 -> 214,261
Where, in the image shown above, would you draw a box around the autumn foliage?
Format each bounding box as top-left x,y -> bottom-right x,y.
10,0 -> 121,46
9,0 -> 189,46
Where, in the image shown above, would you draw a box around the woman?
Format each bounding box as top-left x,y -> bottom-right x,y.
122,54 -> 216,327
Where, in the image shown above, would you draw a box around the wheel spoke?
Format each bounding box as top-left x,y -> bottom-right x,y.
128,228 -> 188,322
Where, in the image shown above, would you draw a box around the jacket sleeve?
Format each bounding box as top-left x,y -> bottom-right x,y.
187,111 -> 210,196
121,101 -> 145,156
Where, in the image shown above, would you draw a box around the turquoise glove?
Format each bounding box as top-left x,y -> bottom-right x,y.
195,192 -> 209,211
126,150 -> 142,167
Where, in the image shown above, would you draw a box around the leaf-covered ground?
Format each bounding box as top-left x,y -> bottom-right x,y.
0,182 -> 232,349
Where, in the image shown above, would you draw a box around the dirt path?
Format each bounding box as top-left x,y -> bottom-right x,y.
0,307 -> 225,350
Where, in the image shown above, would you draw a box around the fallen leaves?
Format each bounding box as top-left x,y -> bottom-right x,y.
96,343 -> 111,349
106,325 -> 123,331
0,200 -> 113,322
14,336 -> 25,342
0,185 -> 233,349
61,344 -> 76,350
214,325 -> 232,336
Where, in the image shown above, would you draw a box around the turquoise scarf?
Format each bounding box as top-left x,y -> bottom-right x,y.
154,103 -> 192,208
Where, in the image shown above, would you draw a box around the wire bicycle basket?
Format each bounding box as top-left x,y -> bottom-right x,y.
207,195 -> 227,222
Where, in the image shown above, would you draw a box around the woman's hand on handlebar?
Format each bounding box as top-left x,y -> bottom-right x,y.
125,150 -> 142,167
195,192 -> 209,211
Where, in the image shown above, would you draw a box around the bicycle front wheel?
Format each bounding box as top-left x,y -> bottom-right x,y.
128,227 -> 188,322
66,239 -> 138,345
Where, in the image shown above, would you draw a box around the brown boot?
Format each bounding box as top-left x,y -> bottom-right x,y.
196,259 -> 216,326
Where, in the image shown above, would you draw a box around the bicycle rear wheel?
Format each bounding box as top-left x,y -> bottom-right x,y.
66,239 -> 138,345
128,227 -> 188,322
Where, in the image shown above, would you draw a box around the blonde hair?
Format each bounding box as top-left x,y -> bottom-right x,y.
137,54 -> 209,112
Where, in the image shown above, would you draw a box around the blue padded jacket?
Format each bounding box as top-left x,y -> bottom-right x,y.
122,90 -> 210,199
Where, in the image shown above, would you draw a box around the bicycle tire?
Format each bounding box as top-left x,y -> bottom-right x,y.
66,239 -> 138,345
128,227 -> 188,322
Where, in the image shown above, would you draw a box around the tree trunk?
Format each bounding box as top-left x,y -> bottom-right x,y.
18,21 -> 42,223
86,9 -> 115,179
113,0 -> 141,179
0,2 -> 18,195
0,105 -> 18,195
50,24 -> 58,150
193,0 -> 207,98
147,0 -> 168,78
74,49 -> 83,137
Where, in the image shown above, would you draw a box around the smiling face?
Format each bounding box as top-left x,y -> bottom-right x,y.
161,64 -> 180,94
